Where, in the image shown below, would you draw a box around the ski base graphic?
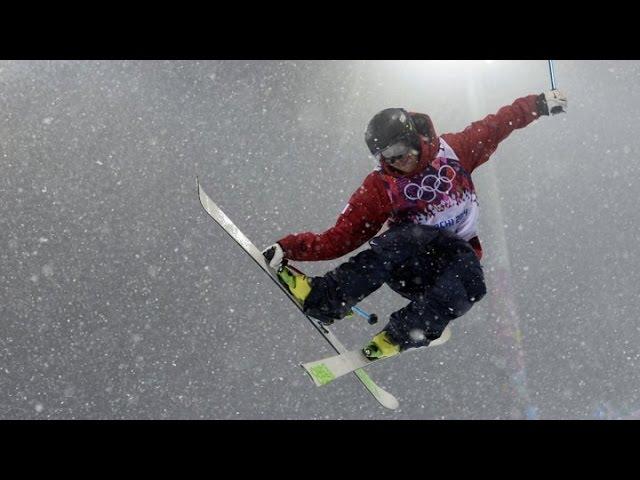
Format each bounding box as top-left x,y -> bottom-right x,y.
302,326 -> 452,387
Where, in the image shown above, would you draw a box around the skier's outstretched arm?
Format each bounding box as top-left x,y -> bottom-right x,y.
443,90 -> 567,174
264,172 -> 392,264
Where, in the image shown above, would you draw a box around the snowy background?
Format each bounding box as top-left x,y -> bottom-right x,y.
1,60 -> 639,419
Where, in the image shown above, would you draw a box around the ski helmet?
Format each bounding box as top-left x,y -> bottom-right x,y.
365,108 -> 420,159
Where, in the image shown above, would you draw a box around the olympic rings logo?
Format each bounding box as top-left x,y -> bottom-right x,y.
404,165 -> 456,202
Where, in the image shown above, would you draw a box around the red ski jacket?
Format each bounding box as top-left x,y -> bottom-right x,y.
278,94 -> 547,262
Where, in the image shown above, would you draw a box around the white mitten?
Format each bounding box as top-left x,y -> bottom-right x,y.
544,89 -> 568,115
262,243 -> 284,269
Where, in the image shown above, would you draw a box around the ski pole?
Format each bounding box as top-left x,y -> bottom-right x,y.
351,305 -> 378,325
283,263 -> 378,324
548,60 -> 557,90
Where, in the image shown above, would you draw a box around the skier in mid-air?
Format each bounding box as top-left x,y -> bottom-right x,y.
263,90 -> 568,360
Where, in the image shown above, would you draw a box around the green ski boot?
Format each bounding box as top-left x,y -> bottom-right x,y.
277,265 -> 341,326
277,266 -> 312,306
363,331 -> 401,360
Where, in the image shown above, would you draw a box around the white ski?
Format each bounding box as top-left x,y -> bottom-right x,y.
197,178 -> 400,410
301,326 -> 452,387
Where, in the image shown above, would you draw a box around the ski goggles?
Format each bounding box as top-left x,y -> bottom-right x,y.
375,141 -> 413,164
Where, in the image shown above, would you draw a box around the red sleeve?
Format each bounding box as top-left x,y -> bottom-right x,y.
442,94 -> 545,174
277,172 -> 392,261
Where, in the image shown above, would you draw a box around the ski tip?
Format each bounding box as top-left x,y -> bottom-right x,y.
353,369 -> 400,410
429,325 -> 452,347
441,325 -> 452,343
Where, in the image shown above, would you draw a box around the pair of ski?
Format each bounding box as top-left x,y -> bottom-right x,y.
197,179 -> 450,410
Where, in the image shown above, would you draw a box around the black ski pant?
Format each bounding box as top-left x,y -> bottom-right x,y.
303,224 -> 487,350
